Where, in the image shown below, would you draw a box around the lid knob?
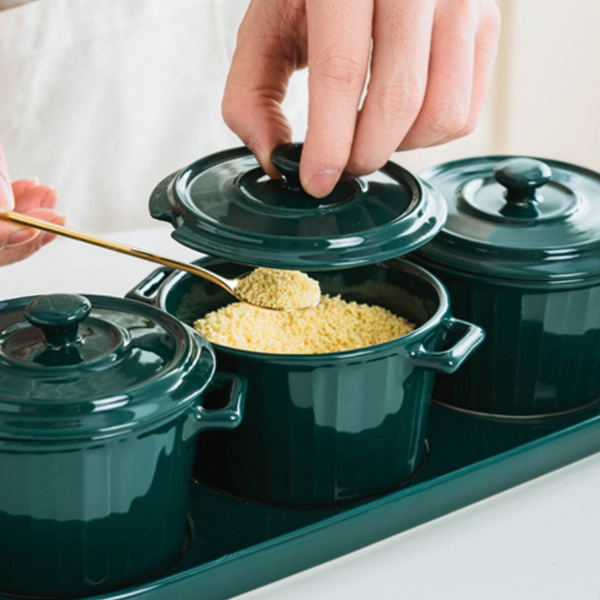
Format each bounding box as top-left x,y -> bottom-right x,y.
271,143 -> 303,191
25,294 -> 91,350
265,142 -> 361,208
494,158 -> 552,205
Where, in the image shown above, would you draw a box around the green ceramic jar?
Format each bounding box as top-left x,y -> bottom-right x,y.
128,257 -> 484,506
139,143 -> 484,506
413,156 -> 600,417
0,294 -> 245,598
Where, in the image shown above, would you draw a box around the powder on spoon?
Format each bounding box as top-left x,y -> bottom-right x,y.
235,267 -> 321,310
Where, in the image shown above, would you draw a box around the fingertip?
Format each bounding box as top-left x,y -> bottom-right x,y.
0,177 -> 15,213
11,177 -> 40,199
298,134 -> 349,197
41,186 -> 59,210
302,169 -> 341,198
247,118 -> 294,179
247,136 -> 286,179
0,143 -> 14,213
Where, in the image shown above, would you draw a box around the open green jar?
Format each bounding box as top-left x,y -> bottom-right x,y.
131,144 -> 484,506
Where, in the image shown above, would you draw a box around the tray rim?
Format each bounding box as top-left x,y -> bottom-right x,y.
33,405 -> 600,600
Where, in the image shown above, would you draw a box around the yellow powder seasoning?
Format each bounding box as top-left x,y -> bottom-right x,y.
193,294 -> 416,354
235,267 -> 321,310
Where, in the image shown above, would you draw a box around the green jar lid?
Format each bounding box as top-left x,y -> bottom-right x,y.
0,294 -> 215,440
415,155 -> 600,283
149,143 -> 447,270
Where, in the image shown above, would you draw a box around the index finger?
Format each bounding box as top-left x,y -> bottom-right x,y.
0,142 -> 14,213
300,0 -> 373,197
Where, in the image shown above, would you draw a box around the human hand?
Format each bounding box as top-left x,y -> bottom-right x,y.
223,0 -> 501,197
0,143 -> 64,267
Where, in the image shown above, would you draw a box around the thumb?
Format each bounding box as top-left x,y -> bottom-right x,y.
0,142 -> 15,213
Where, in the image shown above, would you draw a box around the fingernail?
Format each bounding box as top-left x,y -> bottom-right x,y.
6,228 -> 38,247
307,170 -> 341,198
0,177 -> 14,212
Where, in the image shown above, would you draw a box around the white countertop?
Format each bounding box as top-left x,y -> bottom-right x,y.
2,226 -> 600,600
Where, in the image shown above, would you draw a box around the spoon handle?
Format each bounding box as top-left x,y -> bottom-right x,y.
0,211 -> 233,292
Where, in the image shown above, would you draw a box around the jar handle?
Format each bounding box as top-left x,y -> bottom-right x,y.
148,171 -> 180,224
125,267 -> 173,305
409,317 -> 485,374
186,372 -> 247,437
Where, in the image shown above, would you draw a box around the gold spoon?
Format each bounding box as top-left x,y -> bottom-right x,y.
0,212 -> 320,311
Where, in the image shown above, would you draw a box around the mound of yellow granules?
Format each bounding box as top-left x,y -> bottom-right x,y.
193,294 -> 415,354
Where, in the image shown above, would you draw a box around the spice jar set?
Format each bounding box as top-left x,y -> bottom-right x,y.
1,143 -> 599,599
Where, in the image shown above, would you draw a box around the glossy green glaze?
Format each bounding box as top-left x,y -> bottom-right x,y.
414,155 -> 600,416
13,402 -> 600,600
415,155 -> 600,282
0,418 -> 193,597
0,294 -> 245,598
25,294 -> 92,346
0,293 -> 218,439
128,258 -> 483,506
411,259 -> 600,416
148,144 -> 448,270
